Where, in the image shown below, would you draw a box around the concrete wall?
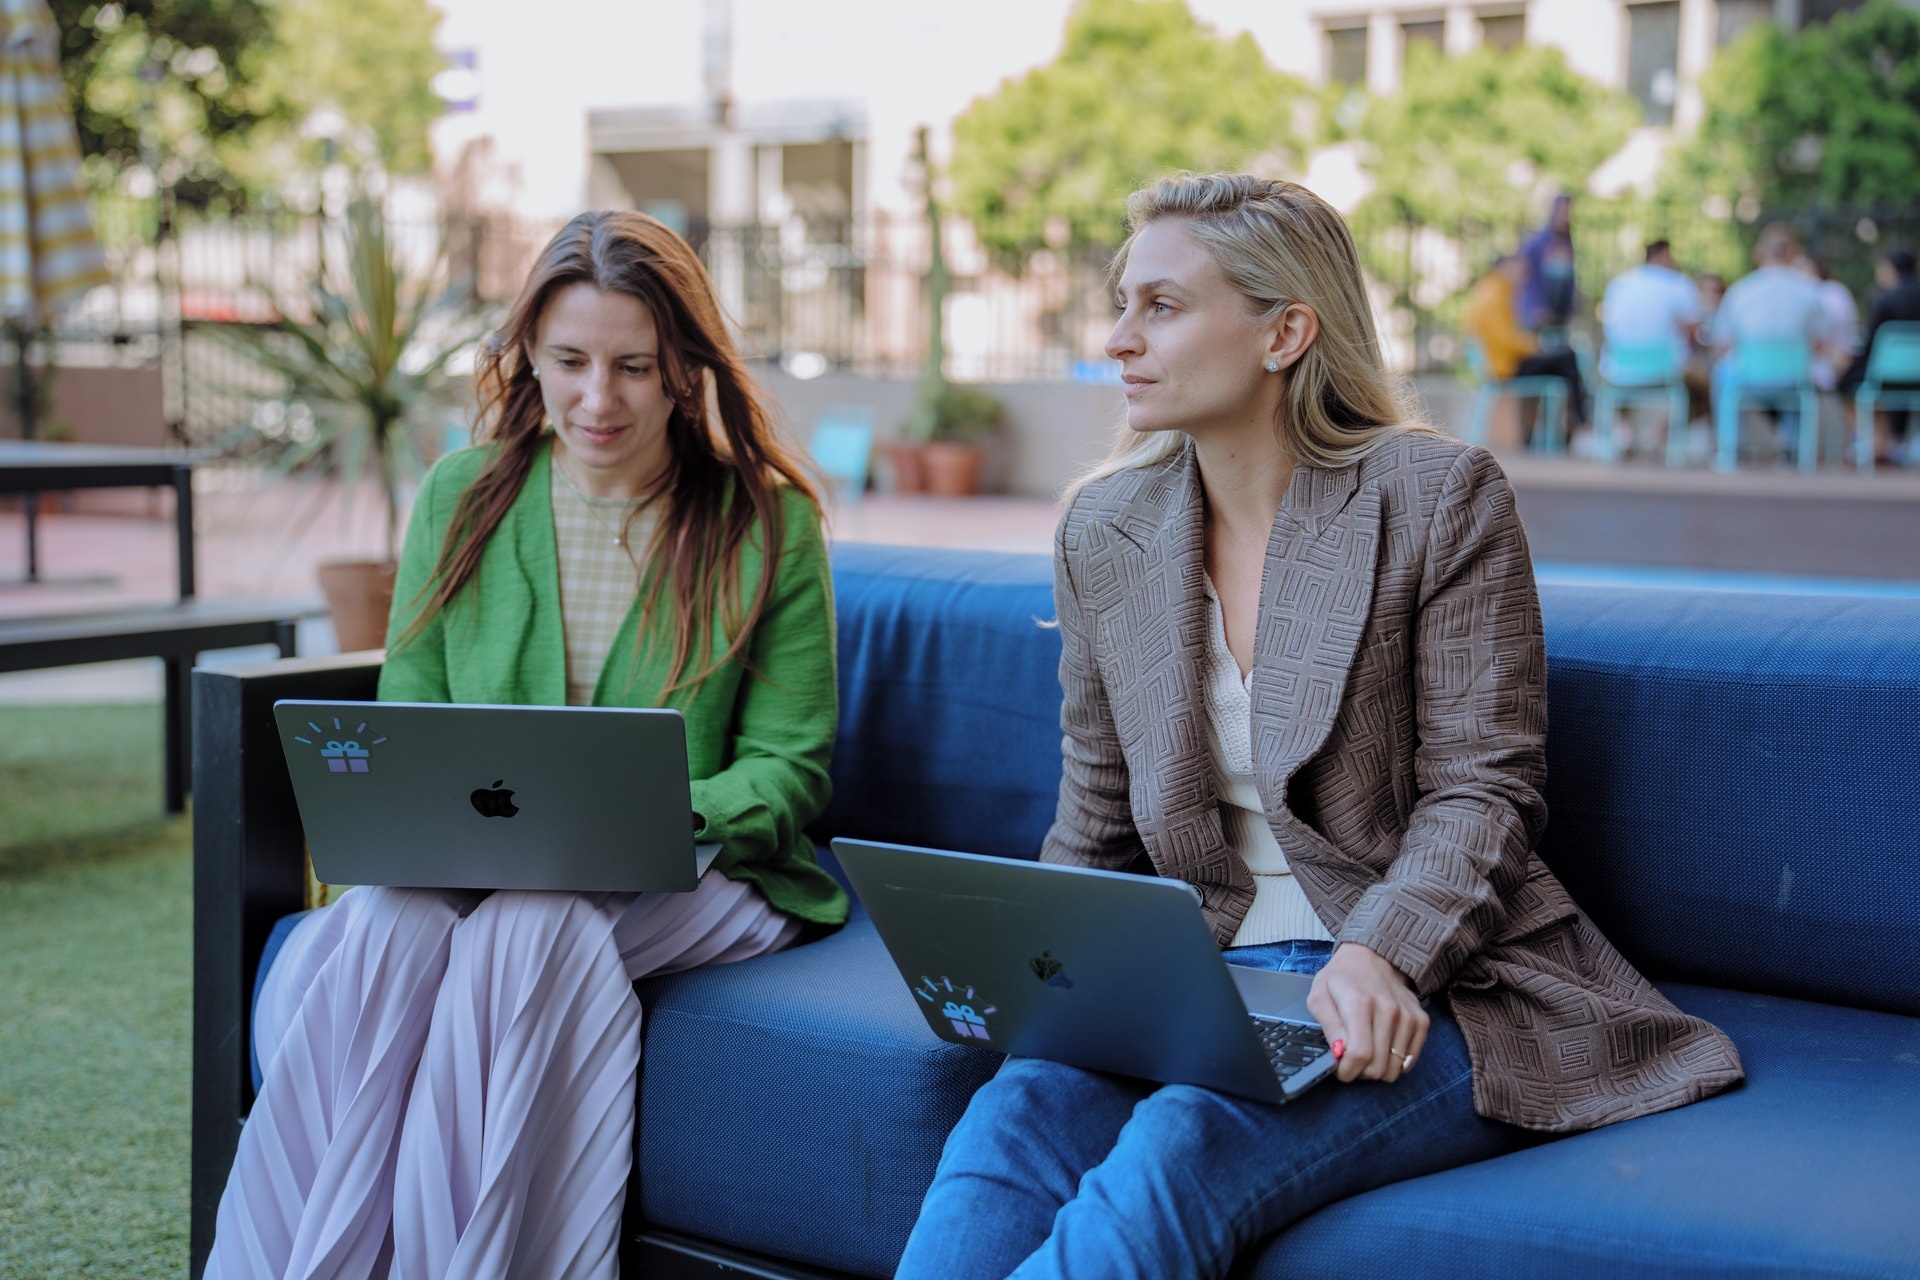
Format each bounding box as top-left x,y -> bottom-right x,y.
752,366 -> 1125,498
0,364 -> 168,448
0,364 -> 172,516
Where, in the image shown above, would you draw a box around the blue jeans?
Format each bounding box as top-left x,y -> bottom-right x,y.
895,941 -> 1535,1280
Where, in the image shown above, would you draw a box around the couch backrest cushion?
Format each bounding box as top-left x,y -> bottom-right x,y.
819,543 -> 1061,859
819,545 -> 1920,1016
1538,585 -> 1920,1017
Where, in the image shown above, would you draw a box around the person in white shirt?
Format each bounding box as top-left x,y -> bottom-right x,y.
1712,225 -> 1830,370
1600,240 -> 1701,382
1796,254 -> 1859,392
1711,224 -> 1832,460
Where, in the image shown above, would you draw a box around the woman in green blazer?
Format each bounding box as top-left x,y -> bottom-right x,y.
206,211 -> 844,1280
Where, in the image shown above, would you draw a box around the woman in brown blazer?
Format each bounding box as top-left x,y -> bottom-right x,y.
893,175 -> 1743,1280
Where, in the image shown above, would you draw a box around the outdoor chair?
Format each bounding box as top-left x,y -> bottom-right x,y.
1594,341 -> 1690,467
1853,321 -> 1920,472
807,406 -> 876,503
1714,339 -> 1820,473
1463,339 -> 1569,453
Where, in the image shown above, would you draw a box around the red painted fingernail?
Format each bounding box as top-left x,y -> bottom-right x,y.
1330,1038 -> 1345,1059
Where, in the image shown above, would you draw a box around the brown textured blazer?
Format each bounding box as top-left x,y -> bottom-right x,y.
1041,430 -> 1744,1133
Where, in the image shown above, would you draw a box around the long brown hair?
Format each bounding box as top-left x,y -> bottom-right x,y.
393,210 -> 821,694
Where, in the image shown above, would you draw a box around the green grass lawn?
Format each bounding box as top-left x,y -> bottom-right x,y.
0,703 -> 192,1277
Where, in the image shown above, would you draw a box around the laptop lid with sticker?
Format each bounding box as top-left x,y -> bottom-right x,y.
273,700 -> 719,892
835,839 -> 1308,1103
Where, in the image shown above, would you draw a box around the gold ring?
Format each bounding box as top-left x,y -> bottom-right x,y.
1389,1048 -> 1407,1062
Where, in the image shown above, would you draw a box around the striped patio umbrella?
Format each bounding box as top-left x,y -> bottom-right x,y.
0,0 -> 109,582
0,0 -> 107,331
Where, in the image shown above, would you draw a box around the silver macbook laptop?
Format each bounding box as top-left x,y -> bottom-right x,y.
834,839 -> 1337,1105
274,700 -> 721,892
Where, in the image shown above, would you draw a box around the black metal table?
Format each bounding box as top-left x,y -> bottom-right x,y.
0,440 -> 197,595
0,442 -> 312,812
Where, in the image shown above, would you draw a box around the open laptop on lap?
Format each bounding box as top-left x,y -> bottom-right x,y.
834,839 -> 1337,1105
273,700 -> 721,892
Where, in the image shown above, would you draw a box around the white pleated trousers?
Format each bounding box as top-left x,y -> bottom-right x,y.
206,875 -> 800,1280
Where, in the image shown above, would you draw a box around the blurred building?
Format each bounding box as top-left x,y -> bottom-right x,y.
1277,0 -> 1861,129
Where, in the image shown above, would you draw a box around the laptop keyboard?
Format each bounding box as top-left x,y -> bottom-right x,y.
1252,1017 -> 1332,1080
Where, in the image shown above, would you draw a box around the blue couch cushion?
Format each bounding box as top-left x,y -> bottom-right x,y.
818,544 -> 1060,860
1247,984 -> 1920,1279
634,900 -> 1002,1278
1535,587 -> 1920,1017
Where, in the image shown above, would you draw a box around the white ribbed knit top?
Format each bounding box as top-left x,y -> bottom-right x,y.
1200,577 -> 1334,946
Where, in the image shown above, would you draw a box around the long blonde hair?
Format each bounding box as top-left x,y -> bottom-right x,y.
1073,173 -> 1427,496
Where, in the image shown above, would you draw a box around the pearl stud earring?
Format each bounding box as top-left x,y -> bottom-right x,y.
1264,360 -> 1280,373
531,365 -> 541,379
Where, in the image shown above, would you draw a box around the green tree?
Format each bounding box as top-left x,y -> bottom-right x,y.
1661,0 -> 1920,214
53,0 -> 444,209
52,0 -> 278,209
948,0 -> 1308,265
244,0 -> 447,179
1355,42 -> 1639,233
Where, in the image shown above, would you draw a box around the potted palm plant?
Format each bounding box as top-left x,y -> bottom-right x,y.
215,195 -> 488,649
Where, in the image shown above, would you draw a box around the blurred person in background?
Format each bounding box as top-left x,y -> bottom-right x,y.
1795,253 -> 1859,392
1711,224 -> 1831,460
1517,193 -> 1578,339
1465,253 -> 1588,438
1599,242 -> 1700,376
1596,240 -> 1701,457
1686,273 -> 1727,423
1839,248 -> 1920,464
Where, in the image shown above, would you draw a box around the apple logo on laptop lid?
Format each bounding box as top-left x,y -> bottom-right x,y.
471,780 -> 520,819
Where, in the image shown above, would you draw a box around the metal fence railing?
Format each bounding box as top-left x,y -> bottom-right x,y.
46,196 -> 1920,450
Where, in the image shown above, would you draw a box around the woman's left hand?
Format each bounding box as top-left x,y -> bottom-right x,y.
1306,943 -> 1429,1085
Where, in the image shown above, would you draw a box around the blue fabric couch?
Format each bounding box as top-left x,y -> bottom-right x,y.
190,542 -> 1920,1279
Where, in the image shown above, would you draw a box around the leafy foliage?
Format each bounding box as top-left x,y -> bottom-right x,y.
51,0 -> 444,208
237,0 -> 447,184
947,0 -> 1308,264
1660,0 -> 1920,214
925,383 -> 1004,442
212,197 -> 489,561
1355,41 -> 1639,233
51,0 -> 278,208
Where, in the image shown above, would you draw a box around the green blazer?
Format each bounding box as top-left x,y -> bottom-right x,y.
379,439 -> 847,926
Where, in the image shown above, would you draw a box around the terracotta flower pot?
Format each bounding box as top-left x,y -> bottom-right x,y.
316,560 -> 398,652
887,441 -> 929,493
921,441 -> 986,496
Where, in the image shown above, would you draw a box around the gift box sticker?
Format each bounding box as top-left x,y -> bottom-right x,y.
293,717 -> 389,775
915,975 -> 998,1042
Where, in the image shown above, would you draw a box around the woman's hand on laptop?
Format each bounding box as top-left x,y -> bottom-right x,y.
1307,943 -> 1429,1085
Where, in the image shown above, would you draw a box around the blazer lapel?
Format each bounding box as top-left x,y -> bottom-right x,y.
1248,462 -> 1383,903
511,441 -> 568,707
1101,450 -> 1245,911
